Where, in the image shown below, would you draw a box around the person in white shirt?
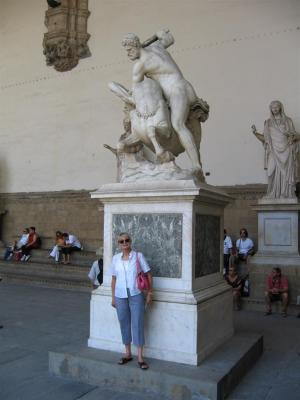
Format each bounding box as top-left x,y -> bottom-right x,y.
236,228 -> 254,263
88,259 -> 103,290
223,229 -> 233,275
16,228 -> 30,249
111,232 -> 152,370
60,232 -> 81,264
4,228 -> 29,261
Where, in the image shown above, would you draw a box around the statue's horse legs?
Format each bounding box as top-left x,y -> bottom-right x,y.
147,125 -> 175,163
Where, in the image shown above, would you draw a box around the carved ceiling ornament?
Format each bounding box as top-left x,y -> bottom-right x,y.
43,0 -> 91,72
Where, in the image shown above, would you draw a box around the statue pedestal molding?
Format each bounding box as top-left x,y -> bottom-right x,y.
251,199 -> 300,265
88,180 -> 233,365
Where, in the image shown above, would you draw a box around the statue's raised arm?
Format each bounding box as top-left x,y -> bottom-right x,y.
251,124 -> 265,143
142,29 -> 174,49
108,82 -> 135,106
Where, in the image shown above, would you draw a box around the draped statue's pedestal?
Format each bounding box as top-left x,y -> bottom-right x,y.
88,180 -> 234,365
248,198 -> 300,308
252,198 -> 300,265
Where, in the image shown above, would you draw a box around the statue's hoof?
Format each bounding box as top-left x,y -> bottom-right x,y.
157,151 -> 175,163
192,168 -> 205,182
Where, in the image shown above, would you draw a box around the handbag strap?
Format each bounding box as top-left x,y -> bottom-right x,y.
97,258 -> 103,285
136,252 -> 142,274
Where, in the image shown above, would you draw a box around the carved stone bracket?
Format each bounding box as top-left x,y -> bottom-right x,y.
43,0 -> 91,72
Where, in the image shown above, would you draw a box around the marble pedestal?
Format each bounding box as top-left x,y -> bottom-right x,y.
88,180 -> 233,365
252,199 -> 300,265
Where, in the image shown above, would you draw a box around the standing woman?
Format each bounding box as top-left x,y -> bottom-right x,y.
111,232 -> 153,370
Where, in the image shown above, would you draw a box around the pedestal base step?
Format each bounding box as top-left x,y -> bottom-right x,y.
49,332 -> 263,400
241,298 -> 300,316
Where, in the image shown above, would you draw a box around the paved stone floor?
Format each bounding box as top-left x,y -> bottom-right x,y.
0,283 -> 299,400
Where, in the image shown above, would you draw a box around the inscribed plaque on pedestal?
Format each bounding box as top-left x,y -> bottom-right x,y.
112,213 -> 182,278
195,214 -> 220,278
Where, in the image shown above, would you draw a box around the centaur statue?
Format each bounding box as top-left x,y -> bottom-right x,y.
107,29 -> 209,182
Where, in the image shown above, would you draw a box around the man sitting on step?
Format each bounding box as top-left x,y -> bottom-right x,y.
265,267 -> 289,318
60,233 -> 81,265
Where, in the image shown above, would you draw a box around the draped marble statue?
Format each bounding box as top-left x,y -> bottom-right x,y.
107,29 -> 209,183
252,100 -> 300,199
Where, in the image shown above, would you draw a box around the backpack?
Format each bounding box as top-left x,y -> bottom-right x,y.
35,236 -> 42,248
97,259 -> 103,285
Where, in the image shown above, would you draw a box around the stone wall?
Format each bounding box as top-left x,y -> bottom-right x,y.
0,191 -> 103,252
221,184 -> 267,248
0,184 -> 266,252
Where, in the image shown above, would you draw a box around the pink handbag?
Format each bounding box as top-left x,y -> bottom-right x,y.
136,252 -> 150,291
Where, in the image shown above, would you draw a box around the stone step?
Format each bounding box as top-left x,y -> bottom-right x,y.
241,297 -> 300,316
0,260 -> 91,292
49,332 -> 263,400
8,248 -> 97,266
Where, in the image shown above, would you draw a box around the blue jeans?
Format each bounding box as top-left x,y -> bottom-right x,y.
4,248 -> 13,260
115,290 -> 145,347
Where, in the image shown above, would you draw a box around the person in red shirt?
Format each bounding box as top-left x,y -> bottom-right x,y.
265,267 -> 289,317
20,226 -> 40,262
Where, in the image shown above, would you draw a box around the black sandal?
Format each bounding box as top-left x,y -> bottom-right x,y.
264,310 -> 272,316
118,356 -> 133,365
138,361 -> 149,370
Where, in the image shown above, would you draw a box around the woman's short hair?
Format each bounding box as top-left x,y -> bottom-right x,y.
118,232 -> 131,240
273,267 -> 281,276
240,228 -> 248,237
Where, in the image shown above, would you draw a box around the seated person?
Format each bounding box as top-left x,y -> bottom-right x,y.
225,265 -> 243,310
236,228 -> 254,263
4,228 -> 29,260
20,227 -> 41,262
88,258 -> 103,290
223,229 -> 233,275
49,231 -> 65,263
265,267 -> 289,317
60,232 -> 81,264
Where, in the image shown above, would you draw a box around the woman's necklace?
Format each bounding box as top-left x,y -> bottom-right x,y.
122,250 -> 130,260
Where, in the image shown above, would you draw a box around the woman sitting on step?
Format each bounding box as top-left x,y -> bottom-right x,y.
48,231 -> 65,263
225,265 -> 243,311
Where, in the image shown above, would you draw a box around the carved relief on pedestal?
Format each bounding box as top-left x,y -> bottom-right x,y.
43,0 -> 91,72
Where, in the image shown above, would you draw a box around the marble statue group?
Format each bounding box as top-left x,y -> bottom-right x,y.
107,29 -> 299,199
107,29 -> 209,183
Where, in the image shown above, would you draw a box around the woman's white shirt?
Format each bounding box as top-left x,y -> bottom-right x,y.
110,251 -> 150,298
17,233 -> 29,248
236,238 -> 254,255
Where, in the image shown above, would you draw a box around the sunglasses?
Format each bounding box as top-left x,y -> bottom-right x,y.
118,238 -> 131,244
